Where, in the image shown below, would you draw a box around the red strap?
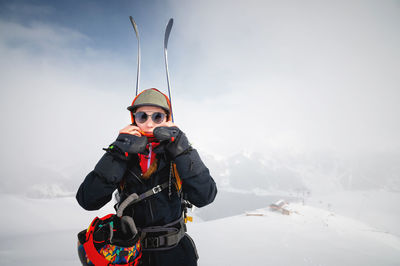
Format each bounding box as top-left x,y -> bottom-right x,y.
84,233 -> 138,266
83,237 -> 112,266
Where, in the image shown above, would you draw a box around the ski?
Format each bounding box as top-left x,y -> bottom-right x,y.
164,18 -> 174,122
129,16 -> 141,96
129,16 -> 174,116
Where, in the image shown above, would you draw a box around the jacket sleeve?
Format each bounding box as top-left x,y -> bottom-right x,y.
76,152 -> 129,210
174,148 -> 217,208
76,134 -> 146,210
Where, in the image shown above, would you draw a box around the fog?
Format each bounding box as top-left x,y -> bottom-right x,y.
0,0 -> 399,202
0,0 -> 400,265
0,1 -> 399,264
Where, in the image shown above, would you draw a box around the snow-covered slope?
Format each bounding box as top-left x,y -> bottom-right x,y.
190,203 -> 400,266
0,193 -> 399,266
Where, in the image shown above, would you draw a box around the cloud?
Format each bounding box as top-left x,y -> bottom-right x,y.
5,2 -> 55,17
0,19 -> 89,53
169,0 -> 400,155
0,19 -> 134,194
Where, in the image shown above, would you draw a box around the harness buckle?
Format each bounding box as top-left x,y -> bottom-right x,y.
152,185 -> 162,194
144,237 -> 160,248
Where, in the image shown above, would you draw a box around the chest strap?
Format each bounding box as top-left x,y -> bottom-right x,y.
117,181 -> 169,217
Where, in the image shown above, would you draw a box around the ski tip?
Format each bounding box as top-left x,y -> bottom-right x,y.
167,18 -> 174,28
129,16 -> 139,32
164,18 -> 174,47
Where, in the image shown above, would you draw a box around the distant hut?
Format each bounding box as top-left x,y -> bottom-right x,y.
269,200 -> 291,215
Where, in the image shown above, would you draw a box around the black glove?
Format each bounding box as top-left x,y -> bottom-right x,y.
106,133 -> 148,159
153,127 -> 191,159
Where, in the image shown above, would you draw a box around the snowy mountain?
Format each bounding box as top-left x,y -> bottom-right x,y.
202,150 -> 400,194
2,149 -> 399,202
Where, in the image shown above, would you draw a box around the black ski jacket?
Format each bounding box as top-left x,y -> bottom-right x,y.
76,133 -> 217,266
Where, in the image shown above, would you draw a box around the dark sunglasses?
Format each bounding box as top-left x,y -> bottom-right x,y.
133,112 -> 166,124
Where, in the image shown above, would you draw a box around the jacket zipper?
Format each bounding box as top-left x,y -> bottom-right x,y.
148,199 -> 155,222
128,169 -> 144,184
147,143 -> 152,170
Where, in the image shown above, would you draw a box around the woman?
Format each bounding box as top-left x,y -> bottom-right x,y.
76,88 -> 217,266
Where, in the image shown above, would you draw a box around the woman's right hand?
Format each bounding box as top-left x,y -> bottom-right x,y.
119,124 -> 142,137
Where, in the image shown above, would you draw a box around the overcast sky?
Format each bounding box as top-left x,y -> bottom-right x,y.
0,0 -> 399,193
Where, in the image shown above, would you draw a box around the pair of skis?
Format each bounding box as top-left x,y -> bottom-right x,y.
129,16 -> 175,122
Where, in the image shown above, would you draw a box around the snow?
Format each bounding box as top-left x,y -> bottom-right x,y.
190,204 -> 400,266
0,190 -> 399,266
0,194 -> 115,266
307,190 -> 400,237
